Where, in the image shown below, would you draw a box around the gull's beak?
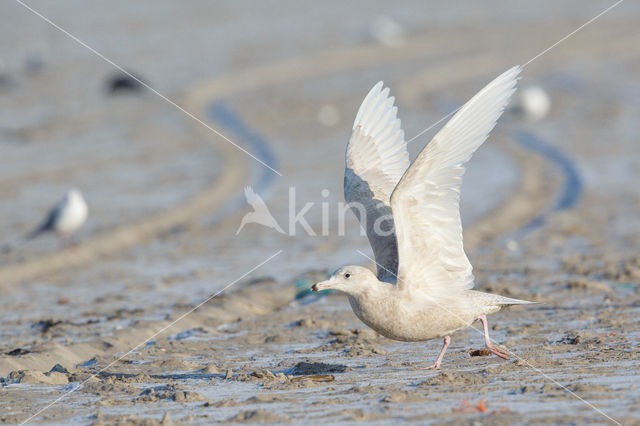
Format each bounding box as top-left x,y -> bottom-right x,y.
311,280 -> 332,292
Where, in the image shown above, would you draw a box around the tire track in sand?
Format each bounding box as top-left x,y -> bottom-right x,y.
508,130 -> 583,239
2,26 -> 626,286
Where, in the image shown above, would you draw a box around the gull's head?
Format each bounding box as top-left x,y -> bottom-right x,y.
312,265 -> 377,296
66,188 -> 84,202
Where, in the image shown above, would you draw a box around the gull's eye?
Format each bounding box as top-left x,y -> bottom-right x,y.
344,273 -> 351,279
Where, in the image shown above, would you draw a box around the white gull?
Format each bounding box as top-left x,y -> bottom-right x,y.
28,188 -> 88,245
313,66 -> 536,369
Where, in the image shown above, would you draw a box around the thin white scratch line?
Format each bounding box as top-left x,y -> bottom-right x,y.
523,0 -> 625,68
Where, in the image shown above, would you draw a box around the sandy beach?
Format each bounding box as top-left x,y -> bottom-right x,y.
1,1 -> 640,424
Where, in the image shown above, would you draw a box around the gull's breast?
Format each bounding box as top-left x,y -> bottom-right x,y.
347,293 -> 473,342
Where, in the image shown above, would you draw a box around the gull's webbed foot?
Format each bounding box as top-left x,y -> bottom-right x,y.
419,361 -> 442,370
486,342 -> 509,360
478,315 -> 510,360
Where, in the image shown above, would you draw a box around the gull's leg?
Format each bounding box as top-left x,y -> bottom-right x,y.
420,336 -> 451,370
478,315 -> 509,360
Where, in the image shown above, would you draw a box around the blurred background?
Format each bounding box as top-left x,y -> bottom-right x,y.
1,1 -> 639,423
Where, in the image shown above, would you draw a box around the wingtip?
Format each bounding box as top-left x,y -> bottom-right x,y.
507,65 -> 523,84
500,65 -> 522,82
354,80 -> 390,130
368,81 -> 385,97
490,65 -> 522,104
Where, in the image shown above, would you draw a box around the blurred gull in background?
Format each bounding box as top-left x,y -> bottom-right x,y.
106,70 -> 146,95
27,188 -> 88,245
369,15 -> 406,47
512,85 -> 551,122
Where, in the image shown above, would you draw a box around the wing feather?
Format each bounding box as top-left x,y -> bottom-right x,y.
391,66 -> 521,296
345,81 -> 410,281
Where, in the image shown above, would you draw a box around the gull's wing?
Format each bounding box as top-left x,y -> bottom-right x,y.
27,198 -> 64,239
391,66 -> 521,296
345,81 -> 410,282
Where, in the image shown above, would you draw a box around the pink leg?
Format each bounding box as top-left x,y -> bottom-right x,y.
478,315 -> 509,360
420,336 -> 451,370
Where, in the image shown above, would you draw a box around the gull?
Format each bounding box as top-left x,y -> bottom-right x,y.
312,66 -> 536,369
27,188 -> 88,245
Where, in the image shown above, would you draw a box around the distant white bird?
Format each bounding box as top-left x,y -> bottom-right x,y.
513,85 -> 551,122
236,186 -> 285,235
369,15 -> 406,47
28,188 -> 88,244
313,66 -> 536,369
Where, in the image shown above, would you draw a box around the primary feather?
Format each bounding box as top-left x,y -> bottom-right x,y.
344,81 -> 410,282
391,66 -> 521,298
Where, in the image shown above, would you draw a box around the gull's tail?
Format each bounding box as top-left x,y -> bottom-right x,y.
26,222 -> 49,240
26,212 -> 56,240
495,295 -> 540,305
467,290 -> 539,307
